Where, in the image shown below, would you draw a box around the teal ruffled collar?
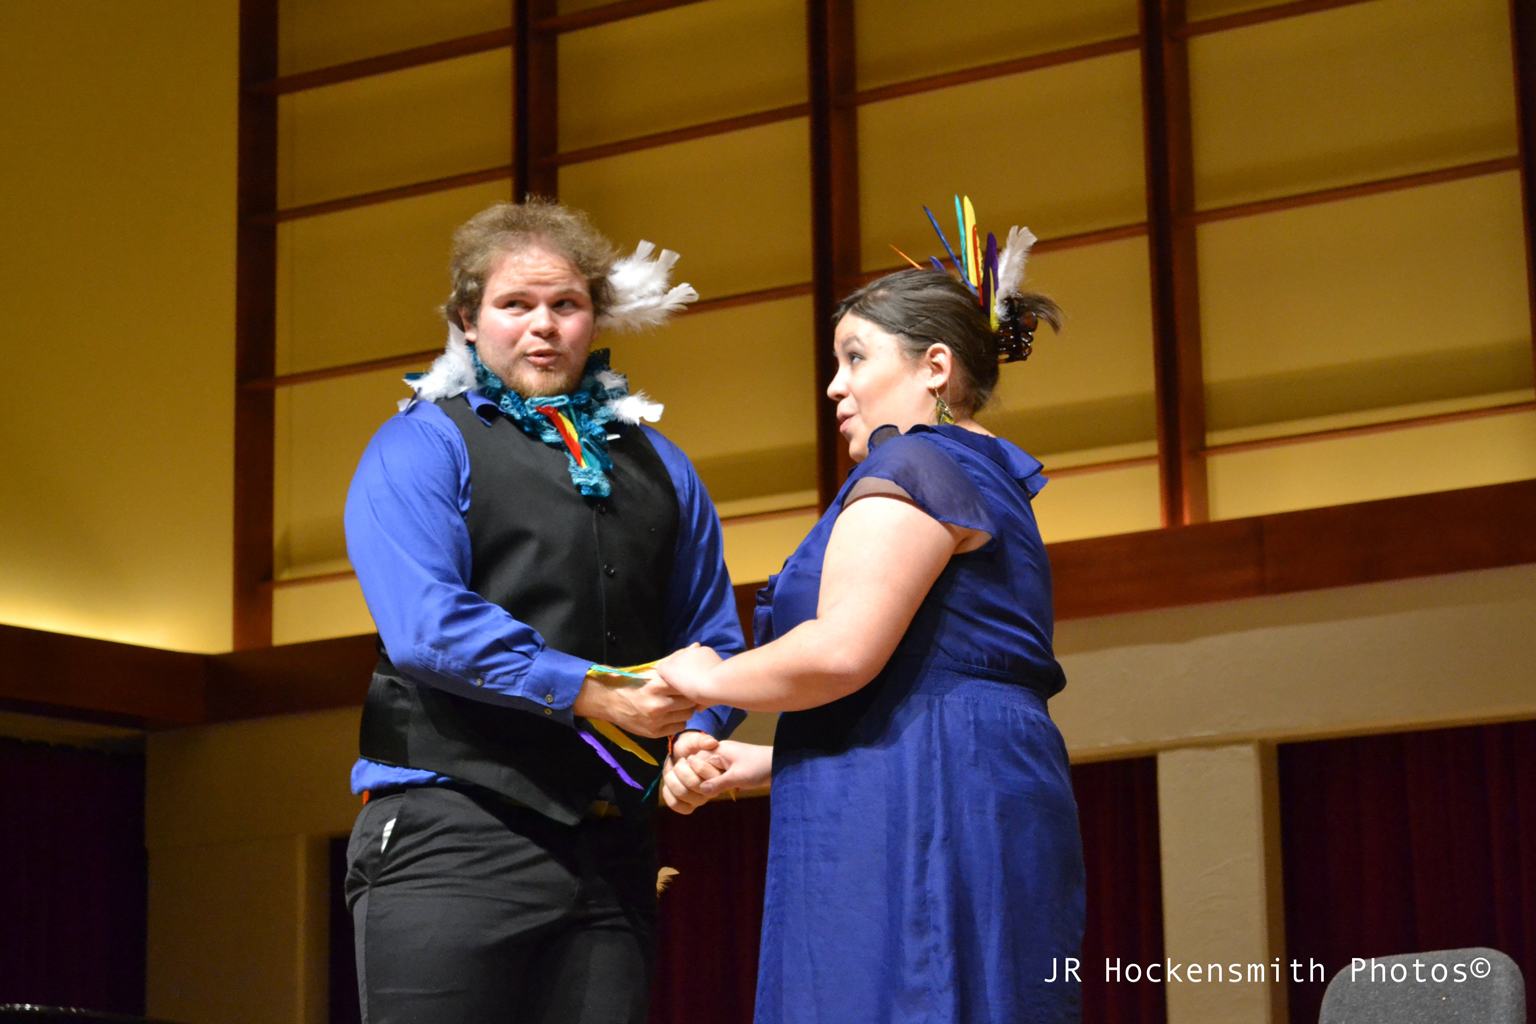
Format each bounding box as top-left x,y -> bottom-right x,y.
470,348 -> 631,498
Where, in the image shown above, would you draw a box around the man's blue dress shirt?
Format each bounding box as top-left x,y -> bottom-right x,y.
345,389 -> 746,794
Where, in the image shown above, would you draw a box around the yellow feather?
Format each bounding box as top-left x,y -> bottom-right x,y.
962,196 -> 979,286
588,718 -> 661,766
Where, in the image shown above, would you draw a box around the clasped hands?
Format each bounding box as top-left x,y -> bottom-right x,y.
570,644 -> 766,813
571,644 -> 725,738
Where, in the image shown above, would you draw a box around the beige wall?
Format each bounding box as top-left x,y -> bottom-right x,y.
0,0 -> 240,653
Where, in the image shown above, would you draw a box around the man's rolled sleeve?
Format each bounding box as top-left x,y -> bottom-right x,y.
346,403 -> 596,727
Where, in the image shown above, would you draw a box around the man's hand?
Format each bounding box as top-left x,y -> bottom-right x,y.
572,668 -> 698,738
661,731 -> 726,815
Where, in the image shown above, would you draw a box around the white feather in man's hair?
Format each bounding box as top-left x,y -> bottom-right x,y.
599,241 -> 699,333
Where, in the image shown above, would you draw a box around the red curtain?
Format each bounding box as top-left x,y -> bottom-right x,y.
648,756 -> 1166,1024
1076,757 -> 1167,1024
0,737 -> 147,1015
649,796 -> 773,1024
1280,719 -> 1536,1024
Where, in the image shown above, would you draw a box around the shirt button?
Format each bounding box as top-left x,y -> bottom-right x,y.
604,565 -> 616,577
545,693 -> 555,704
473,677 -> 484,687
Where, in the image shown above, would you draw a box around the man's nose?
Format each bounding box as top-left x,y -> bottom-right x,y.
528,304 -> 557,333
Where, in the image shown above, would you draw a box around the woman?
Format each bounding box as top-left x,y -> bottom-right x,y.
658,262 -> 1086,1023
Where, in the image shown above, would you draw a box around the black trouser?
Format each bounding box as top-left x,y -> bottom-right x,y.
345,785 -> 658,1024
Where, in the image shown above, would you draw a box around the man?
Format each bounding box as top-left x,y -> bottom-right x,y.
342,199 -> 743,1024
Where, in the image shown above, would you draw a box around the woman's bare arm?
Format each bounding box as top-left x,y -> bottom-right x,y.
658,495 -> 981,711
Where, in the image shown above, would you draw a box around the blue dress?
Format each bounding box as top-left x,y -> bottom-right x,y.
754,424 -> 1085,1024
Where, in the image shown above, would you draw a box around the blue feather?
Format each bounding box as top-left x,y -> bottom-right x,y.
923,205 -> 963,276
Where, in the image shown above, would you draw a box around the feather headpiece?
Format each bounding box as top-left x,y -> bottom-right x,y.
910,195 -> 1054,362
598,240 -> 698,333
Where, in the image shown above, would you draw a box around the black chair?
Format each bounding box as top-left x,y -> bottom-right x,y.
1318,947 -> 1525,1023
0,1007 -> 181,1024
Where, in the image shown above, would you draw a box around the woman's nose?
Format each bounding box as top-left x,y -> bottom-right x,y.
826,369 -> 846,400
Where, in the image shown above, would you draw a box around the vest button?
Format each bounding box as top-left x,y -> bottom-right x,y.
544,707 -> 553,715
596,502 -> 609,515
606,631 -> 618,644
604,564 -> 616,577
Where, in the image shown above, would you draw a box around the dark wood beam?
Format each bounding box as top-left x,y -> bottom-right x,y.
514,0 -> 560,199
1189,155 -> 1520,226
247,29 -> 515,96
238,0 -> 1375,103
1205,399 -> 1535,456
1050,478 -> 1536,619
1512,0 -> 1536,399
847,35 -> 1141,107
546,103 -> 809,167
808,0 -> 859,510
205,634 -> 379,720
0,624 -> 206,727
1177,0 -> 1379,38
233,0 -> 279,650
1140,0 -> 1209,526
535,0 -> 710,33
251,165 -> 515,226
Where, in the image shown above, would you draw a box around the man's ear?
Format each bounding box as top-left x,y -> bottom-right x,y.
459,308 -> 478,342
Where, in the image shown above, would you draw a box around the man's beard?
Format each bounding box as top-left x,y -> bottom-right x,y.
490,357 -> 587,399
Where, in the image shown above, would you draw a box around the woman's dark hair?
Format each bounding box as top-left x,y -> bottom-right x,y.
833,269 -> 1061,416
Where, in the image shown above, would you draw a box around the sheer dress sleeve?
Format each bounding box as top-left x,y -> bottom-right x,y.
841,429 -> 996,541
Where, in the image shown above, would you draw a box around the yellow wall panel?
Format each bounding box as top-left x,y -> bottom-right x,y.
0,0 -> 237,652
855,0 -> 1137,90
273,577 -> 376,646
722,510 -> 820,585
976,237 -> 1155,455
1189,0 -> 1518,209
275,370 -> 405,575
1207,409 -> 1536,521
561,120 -> 812,299
1199,173 -> 1532,433
860,51 -> 1146,268
279,51 -> 511,208
278,0 -> 508,75
1032,462 -> 1163,543
277,181 -> 510,375
559,0 -> 805,150
606,297 -> 817,500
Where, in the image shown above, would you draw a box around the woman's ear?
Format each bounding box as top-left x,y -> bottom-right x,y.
923,343 -> 954,391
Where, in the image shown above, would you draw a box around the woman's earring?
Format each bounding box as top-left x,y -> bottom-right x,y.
932,389 -> 956,425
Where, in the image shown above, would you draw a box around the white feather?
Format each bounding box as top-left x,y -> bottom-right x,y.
611,392 -> 664,424
398,323 -> 476,410
992,225 -> 1037,318
598,240 -> 698,333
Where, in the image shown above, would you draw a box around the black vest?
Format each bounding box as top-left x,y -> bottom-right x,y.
358,394 -> 681,824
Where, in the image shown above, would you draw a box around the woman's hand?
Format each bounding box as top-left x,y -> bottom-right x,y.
657,645 -> 724,703
692,740 -> 773,797
661,734 -> 774,813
